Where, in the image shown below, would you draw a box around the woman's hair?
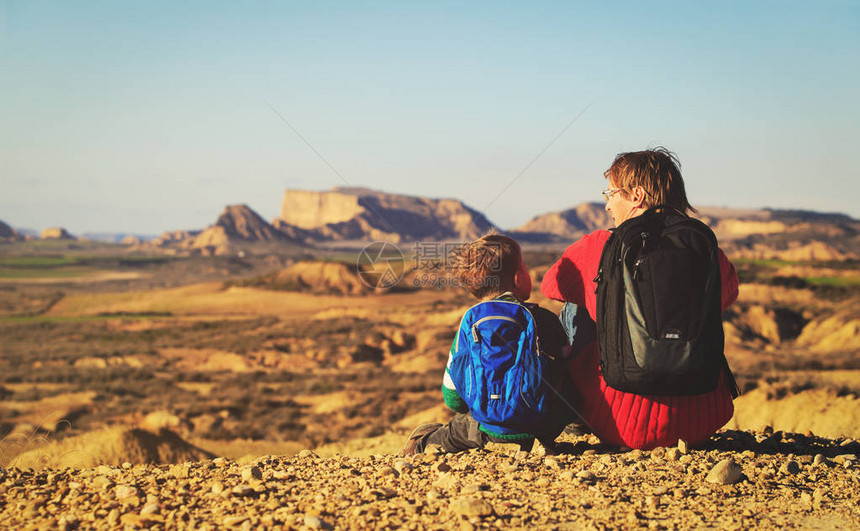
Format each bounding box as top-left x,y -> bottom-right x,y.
604,146 -> 696,214
449,231 -> 521,299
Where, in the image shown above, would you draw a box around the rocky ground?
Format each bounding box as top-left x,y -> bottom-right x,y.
1,429 -> 858,530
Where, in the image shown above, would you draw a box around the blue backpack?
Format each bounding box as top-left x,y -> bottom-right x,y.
449,299 -> 551,435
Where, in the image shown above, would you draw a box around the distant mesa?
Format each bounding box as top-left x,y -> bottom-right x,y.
271,219 -> 318,245
276,187 -> 496,243
151,229 -> 201,247
40,227 -> 75,240
729,240 -> 858,261
696,207 -> 860,261
81,232 -> 156,244
507,203 -> 860,259
120,234 -> 143,246
34,187 -> 858,259
0,219 -> 24,242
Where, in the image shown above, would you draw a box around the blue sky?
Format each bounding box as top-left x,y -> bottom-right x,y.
1,1 -> 858,235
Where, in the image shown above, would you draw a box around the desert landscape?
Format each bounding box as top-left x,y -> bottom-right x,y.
1,188 -> 859,528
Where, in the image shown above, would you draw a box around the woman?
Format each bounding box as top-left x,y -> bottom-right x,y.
541,147 -> 739,449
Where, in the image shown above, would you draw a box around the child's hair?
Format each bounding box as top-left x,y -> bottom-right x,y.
449,231 -> 521,299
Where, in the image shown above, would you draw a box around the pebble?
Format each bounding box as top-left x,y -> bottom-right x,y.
378,466 -> 398,477
141,503 -> 160,516
559,470 -> 576,481
461,484 -> 480,494
304,515 -> 326,529
433,462 -> 452,473
231,485 -> 255,497
813,488 -> 826,504
223,515 -> 249,527
450,497 -> 493,517
422,452 -> 440,464
298,450 -> 317,459
576,470 -> 596,482
370,487 -> 396,498
171,465 -> 191,479
544,457 -> 560,470
813,454 -> 828,466
425,444 -> 444,455
665,448 -> 683,461
115,485 -> 139,499
779,460 -> 801,475
434,473 -> 459,489
393,460 -> 412,474
834,454 -> 857,465
706,459 -> 743,485
93,476 -> 114,492
677,439 -> 689,455
242,466 -> 263,481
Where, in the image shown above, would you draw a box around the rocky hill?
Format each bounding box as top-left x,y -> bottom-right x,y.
701,208 -> 860,261
147,205 -> 304,255
91,189 -> 860,258
276,187 -> 496,244
11,427 -> 213,470
237,260 -> 375,296
0,220 -> 23,242
511,203 -> 611,243
1,429 -> 857,529
511,203 -> 860,259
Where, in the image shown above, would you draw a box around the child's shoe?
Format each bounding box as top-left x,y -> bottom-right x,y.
397,423 -> 442,456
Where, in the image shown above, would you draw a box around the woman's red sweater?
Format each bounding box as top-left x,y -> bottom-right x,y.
541,230 -> 739,449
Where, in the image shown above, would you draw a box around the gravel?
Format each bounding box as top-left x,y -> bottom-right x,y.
0,428 -> 857,529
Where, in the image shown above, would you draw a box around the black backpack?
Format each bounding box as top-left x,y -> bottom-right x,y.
594,206 -> 738,397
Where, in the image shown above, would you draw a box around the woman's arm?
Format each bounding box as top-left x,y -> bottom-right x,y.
540,231 -> 610,314
717,248 -> 739,311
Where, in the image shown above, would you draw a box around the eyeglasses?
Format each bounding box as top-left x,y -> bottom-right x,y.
602,187 -> 624,201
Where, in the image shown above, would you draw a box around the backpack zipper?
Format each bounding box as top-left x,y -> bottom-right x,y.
632,257 -> 644,280
471,315 -> 520,342
632,232 -> 650,280
519,304 -> 540,410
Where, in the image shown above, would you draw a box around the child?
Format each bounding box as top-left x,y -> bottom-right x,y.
398,232 -> 574,455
